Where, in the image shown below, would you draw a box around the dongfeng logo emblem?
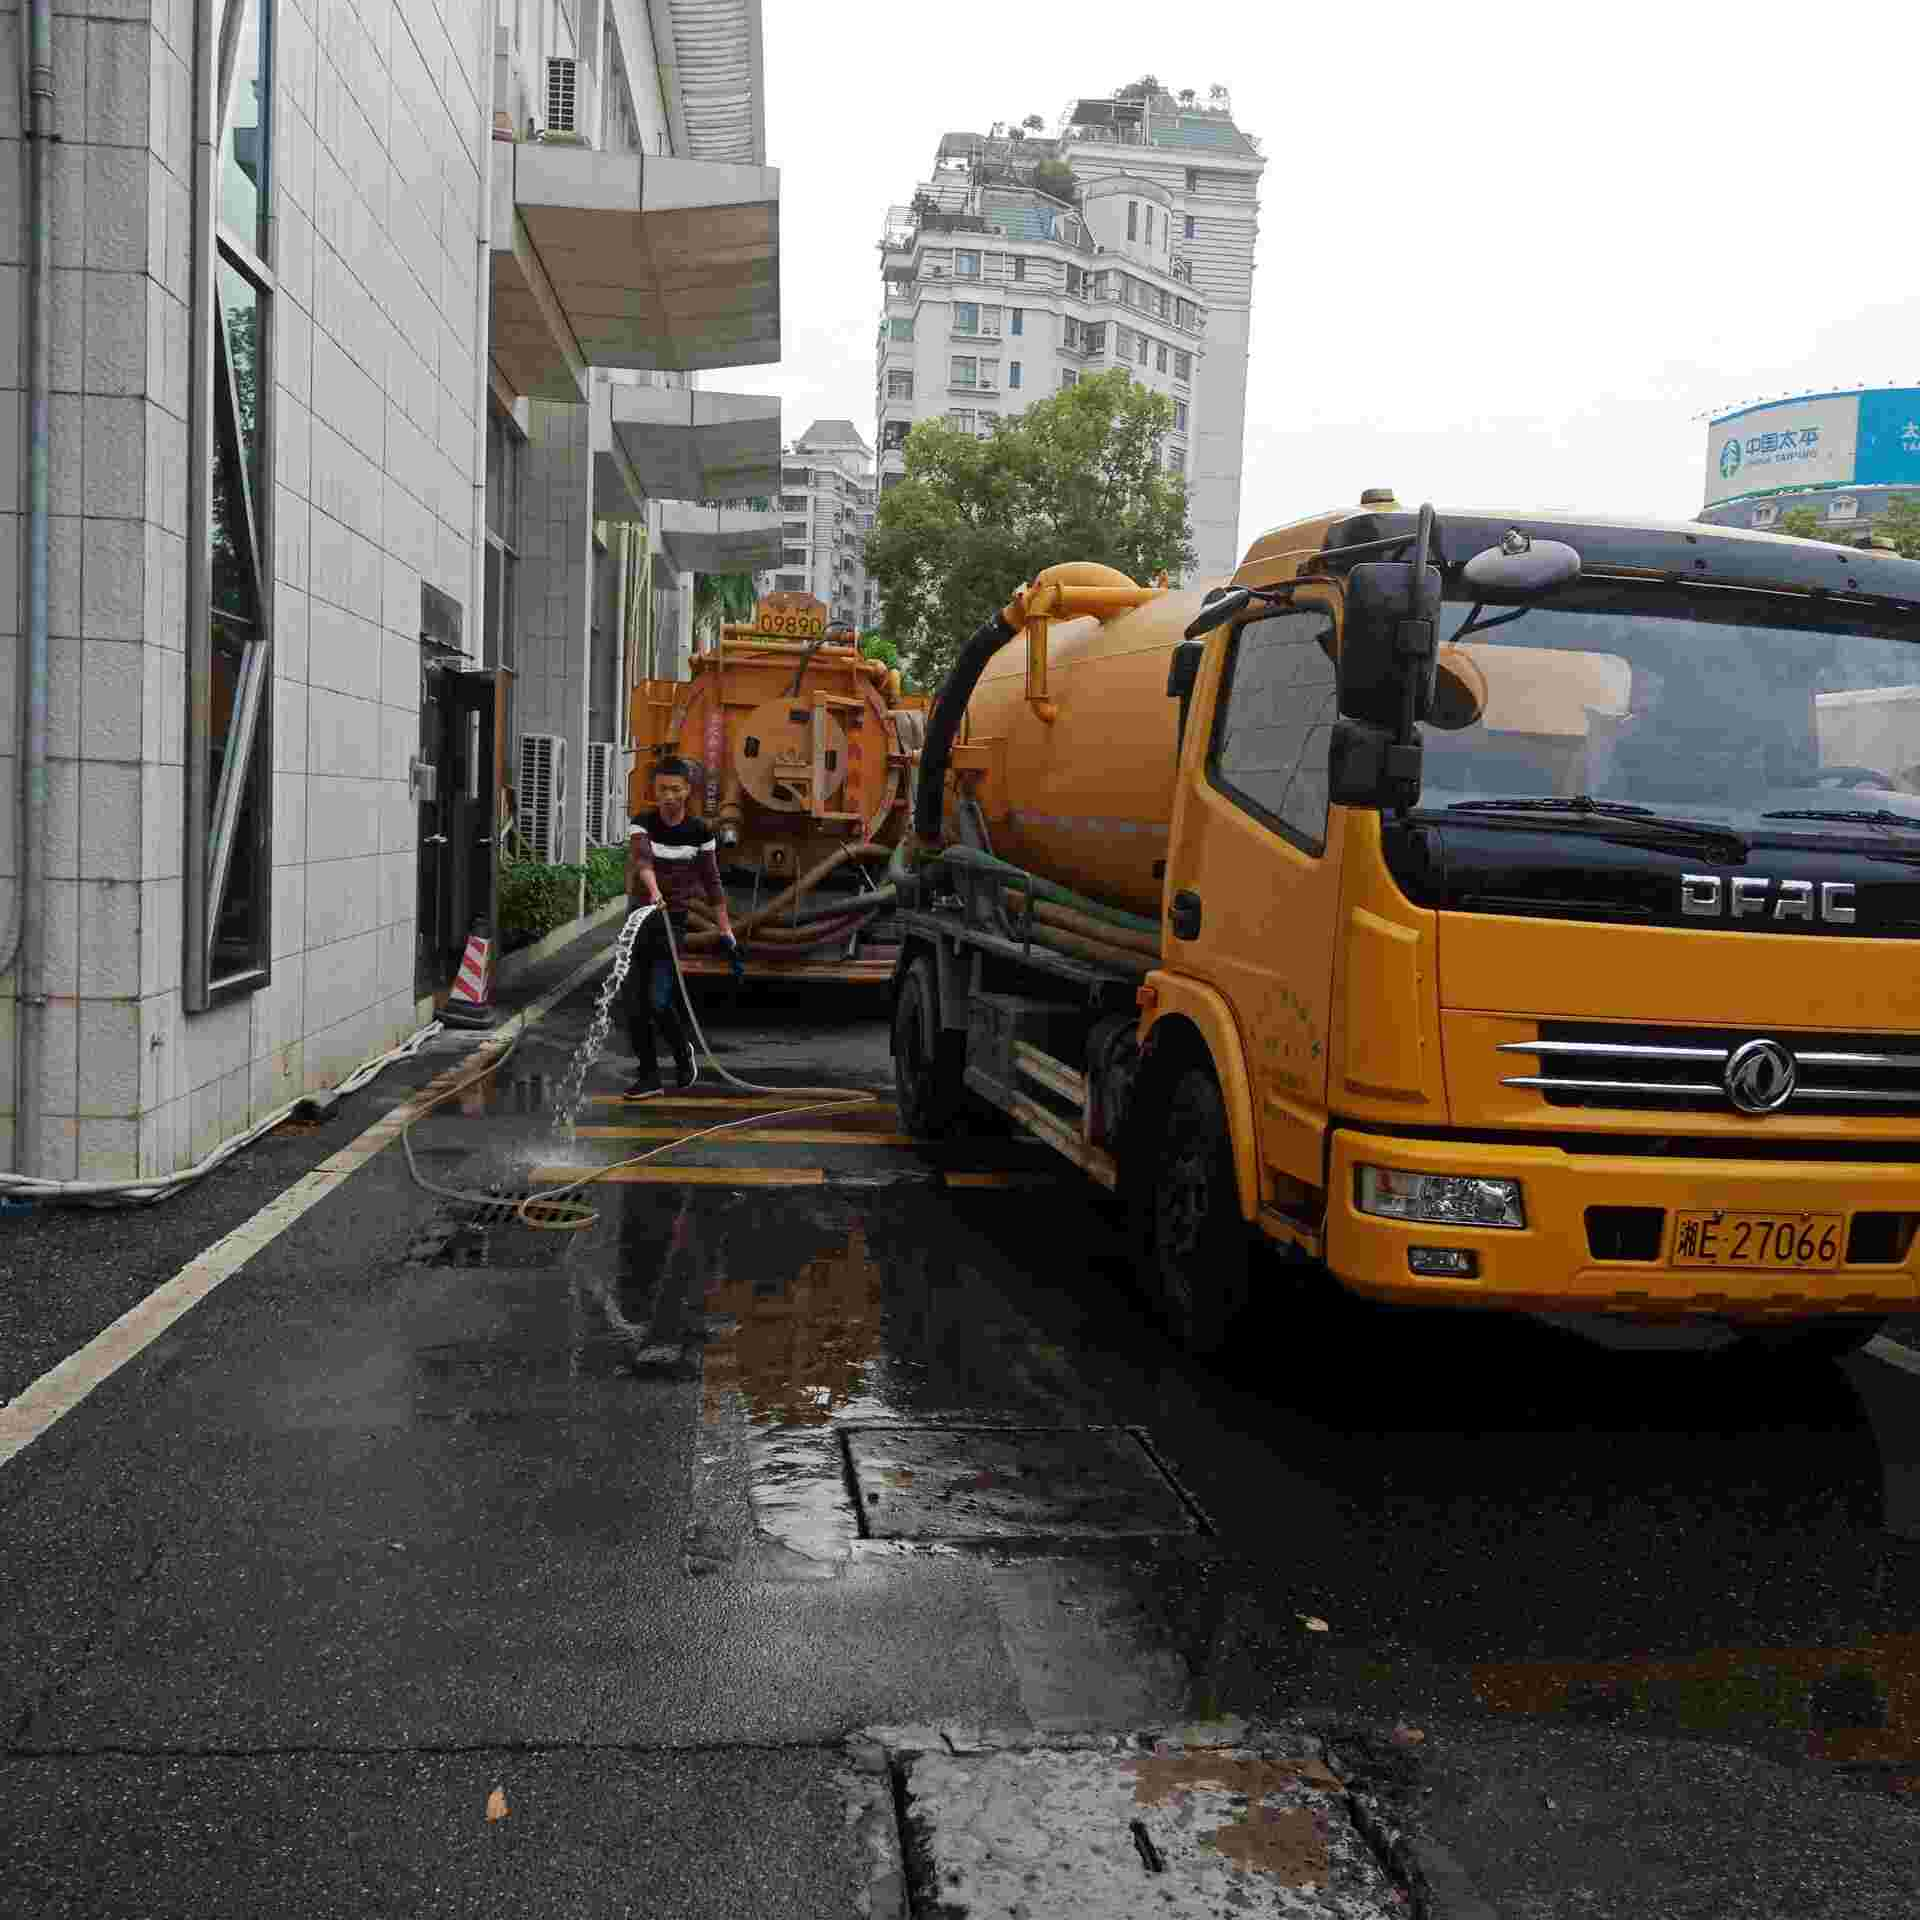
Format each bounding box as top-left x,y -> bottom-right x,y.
1724,1038 -> 1796,1115
1719,437 -> 1743,481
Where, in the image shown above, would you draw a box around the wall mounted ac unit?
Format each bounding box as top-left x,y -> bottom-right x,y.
517,732 -> 567,862
546,57 -> 579,135
584,741 -> 622,846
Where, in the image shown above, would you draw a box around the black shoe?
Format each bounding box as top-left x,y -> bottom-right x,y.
672,1049 -> 698,1090
624,1072 -> 663,1100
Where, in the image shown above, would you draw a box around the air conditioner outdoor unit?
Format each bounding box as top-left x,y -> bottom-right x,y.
517,732 -> 567,862
584,740 -> 623,846
546,57 -> 579,135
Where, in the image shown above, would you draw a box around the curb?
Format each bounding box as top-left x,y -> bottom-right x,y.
495,897 -> 630,988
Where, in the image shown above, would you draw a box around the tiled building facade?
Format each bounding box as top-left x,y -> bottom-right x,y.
0,0 -> 781,1182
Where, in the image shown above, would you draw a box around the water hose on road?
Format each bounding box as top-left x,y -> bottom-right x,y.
397,904 -> 885,1234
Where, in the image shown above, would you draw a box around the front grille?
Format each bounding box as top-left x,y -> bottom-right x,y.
1500,1022 -> 1920,1118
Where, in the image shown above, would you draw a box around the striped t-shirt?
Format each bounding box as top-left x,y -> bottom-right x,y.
630,810 -> 725,922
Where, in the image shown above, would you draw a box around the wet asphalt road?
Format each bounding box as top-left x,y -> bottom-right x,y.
2,953 -> 1919,1915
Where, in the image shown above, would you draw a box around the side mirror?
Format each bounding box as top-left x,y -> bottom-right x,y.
1165,641 -> 1203,700
1339,561 -> 1442,728
1328,719 -> 1423,811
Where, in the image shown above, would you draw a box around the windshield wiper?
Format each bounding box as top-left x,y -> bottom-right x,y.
1429,796 -> 1749,854
1760,807 -> 1920,829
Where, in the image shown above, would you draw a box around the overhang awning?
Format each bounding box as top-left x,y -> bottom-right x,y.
490,143 -> 781,403
655,501 -> 783,575
610,386 -> 780,500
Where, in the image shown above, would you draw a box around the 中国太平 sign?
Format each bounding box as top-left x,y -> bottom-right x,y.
1705,388 -> 1920,507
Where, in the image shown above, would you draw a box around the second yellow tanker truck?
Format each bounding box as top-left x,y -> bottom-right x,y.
890,494 -> 1920,1356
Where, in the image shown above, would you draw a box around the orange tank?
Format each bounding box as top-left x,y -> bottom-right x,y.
629,592 -> 922,884
954,567 -> 1218,919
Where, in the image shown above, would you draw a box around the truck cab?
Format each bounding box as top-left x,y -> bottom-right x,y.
1150,499 -> 1920,1350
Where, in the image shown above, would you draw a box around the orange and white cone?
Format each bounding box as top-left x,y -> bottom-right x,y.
441,926 -> 496,1028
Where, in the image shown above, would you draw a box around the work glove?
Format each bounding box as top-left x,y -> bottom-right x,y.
724,934 -> 745,987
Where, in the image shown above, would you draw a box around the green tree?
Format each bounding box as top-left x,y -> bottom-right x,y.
857,630 -> 900,671
1875,494 -> 1920,558
1032,157 -> 1078,204
692,572 -> 757,647
863,367 -> 1194,686
1777,507 -> 1825,540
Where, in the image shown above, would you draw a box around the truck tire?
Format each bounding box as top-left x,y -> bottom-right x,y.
1142,1065 -> 1250,1356
894,955 -> 965,1138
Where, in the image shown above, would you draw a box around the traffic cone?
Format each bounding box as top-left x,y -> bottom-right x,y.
440,923 -> 497,1029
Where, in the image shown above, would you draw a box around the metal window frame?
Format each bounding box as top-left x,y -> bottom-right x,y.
186,0 -> 277,1008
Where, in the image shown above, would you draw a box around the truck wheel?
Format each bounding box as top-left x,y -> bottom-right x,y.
893,956 -> 965,1138
1733,1316 -> 1884,1363
1144,1066 -> 1250,1356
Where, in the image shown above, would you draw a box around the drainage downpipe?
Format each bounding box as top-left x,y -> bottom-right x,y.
10,0 -> 56,1173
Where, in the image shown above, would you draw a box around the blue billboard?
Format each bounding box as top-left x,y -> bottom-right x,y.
1854,389 -> 1920,489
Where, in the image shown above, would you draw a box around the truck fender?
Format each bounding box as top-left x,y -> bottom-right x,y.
891,936 -> 970,1064
1137,976 -> 1261,1224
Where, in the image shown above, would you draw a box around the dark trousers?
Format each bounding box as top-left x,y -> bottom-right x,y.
623,909 -> 691,1079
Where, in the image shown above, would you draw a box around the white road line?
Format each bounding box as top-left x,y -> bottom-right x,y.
1867,1333 -> 1920,1379
0,943 -> 617,1472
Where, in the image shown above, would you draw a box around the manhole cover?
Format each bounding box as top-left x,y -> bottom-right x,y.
843,1426 -> 1205,1542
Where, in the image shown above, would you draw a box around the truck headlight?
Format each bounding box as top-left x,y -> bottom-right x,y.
1356,1166 -> 1525,1229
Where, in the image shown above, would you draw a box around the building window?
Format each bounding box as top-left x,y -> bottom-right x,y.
1012,254 -> 1026,282
1060,369 -> 1078,389
1114,324 -> 1132,358
1009,362 -> 1022,390
1158,288 -> 1170,319
1211,609 -> 1339,855
1184,214 -> 1196,240
948,409 -> 976,433
1185,168 -> 1198,191
1093,270 -> 1113,301
1146,205 -> 1155,246
1010,308 -> 1024,336
1173,399 -> 1189,432
887,370 -> 912,400
780,493 -> 806,512
1136,334 -> 1149,367
1066,265 -> 1083,297
980,306 -> 1003,337
950,357 -> 977,387
954,301 -> 979,334
978,359 -> 1000,389
890,316 -> 914,340
484,401 -> 522,751
1156,344 -> 1169,373
955,249 -> 981,278
1168,445 -> 1185,474
189,0 -> 277,1004
1128,201 -> 1138,241
1175,349 -> 1192,382
1083,324 -> 1106,355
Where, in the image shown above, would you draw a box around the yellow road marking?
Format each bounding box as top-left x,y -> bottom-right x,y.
585,1093 -> 893,1112
574,1127 -> 914,1147
943,1170 -> 1060,1188
529,1165 -> 826,1188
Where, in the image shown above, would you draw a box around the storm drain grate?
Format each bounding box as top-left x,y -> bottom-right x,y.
841,1425 -> 1210,1544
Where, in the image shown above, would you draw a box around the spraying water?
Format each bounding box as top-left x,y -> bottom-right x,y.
551,907 -> 651,1140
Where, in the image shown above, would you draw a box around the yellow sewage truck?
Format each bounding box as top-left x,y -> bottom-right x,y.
889,494 -> 1920,1356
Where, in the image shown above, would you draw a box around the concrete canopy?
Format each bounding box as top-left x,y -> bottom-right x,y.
611,387 -> 781,501
656,501 -> 783,575
490,145 -> 781,403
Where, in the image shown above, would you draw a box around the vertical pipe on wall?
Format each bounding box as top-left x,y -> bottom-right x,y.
181,0 -> 219,1014
11,0 -> 56,1172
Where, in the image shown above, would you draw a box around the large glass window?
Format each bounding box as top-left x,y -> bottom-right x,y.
485,402 -> 523,751
189,0 -> 275,1004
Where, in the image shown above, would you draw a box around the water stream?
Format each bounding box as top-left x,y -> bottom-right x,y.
550,907 -> 649,1141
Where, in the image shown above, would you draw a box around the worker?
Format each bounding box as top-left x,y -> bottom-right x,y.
623,756 -> 740,1097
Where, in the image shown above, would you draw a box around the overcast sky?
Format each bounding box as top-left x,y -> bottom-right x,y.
723,0 -> 1915,552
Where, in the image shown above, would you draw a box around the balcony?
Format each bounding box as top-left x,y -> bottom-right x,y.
490,144 -> 781,401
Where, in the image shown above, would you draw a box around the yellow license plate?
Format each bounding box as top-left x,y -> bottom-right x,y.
1671,1211 -> 1844,1271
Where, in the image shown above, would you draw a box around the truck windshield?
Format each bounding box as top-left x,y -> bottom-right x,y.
1417,596 -> 1920,837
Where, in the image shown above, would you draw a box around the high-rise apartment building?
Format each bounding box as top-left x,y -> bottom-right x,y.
776,422 -> 877,630
877,86 -> 1260,579
876,168 -> 1204,528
